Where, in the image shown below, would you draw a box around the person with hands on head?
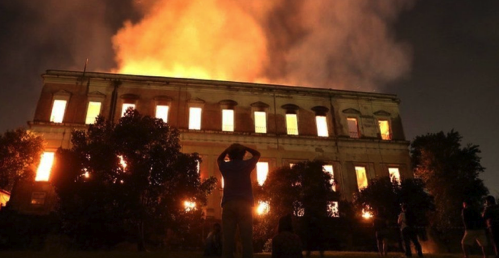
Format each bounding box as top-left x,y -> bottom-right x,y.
217,143 -> 260,258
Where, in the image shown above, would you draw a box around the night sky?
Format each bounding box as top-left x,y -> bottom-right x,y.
1,1 -> 498,194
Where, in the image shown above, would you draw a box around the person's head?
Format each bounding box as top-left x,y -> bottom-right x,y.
278,214 -> 293,233
485,195 -> 496,206
227,143 -> 245,160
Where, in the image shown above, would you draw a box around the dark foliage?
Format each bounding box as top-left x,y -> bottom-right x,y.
0,128 -> 43,192
51,110 -> 216,250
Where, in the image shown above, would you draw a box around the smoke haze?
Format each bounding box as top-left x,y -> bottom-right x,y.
113,0 -> 415,90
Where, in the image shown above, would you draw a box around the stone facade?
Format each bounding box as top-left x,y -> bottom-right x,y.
27,70 -> 411,219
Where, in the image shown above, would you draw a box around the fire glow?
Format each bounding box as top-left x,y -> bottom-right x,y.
111,1 -> 413,90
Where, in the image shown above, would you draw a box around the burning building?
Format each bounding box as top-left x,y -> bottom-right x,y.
25,69 -> 411,218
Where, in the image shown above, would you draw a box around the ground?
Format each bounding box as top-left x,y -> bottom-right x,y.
0,251 -> 483,258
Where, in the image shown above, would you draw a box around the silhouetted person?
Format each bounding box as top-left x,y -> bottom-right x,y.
373,208 -> 389,256
204,223 -> 222,257
304,215 -> 325,257
483,195 -> 499,257
398,204 -> 423,257
218,143 -> 260,258
272,214 -> 303,258
461,199 -> 488,258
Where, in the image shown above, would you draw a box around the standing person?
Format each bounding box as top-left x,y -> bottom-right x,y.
272,214 -> 303,258
461,199 -> 488,258
204,223 -> 223,257
373,208 -> 389,256
398,204 -> 423,257
218,143 -> 260,258
304,215 -> 325,257
483,195 -> 499,257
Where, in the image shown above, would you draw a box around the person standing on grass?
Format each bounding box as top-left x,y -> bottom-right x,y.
218,143 -> 260,258
461,199 -> 488,258
483,195 -> 499,257
398,204 -> 423,257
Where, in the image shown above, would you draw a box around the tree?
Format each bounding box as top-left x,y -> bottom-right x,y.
51,110 -> 216,250
0,128 -> 44,192
253,160 -> 339,250
355,177 -> 434,228
410,130 -> 488,250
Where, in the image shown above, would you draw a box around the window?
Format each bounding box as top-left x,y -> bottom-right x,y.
347,118 -> 360,138
323,165 -> 336,191
389,167 -> 401,184
355,166 -> 368,190
121,103 -> 135,117
222,109 -> 234,132
189,107 -> 202,130
257,162 -> 269,186
327,201 -> 340,217
286,114 -> 299,135
316,116 -> 329,137
254,111 -> 267,133
155,105 -> 169,123
31,192 -> 47,205
35,152 -> 55,181
50,100 -> 67,123
85,101 -> 102,124
378,120 -> 391,140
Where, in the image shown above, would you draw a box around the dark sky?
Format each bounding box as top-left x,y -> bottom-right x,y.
0,1 -> 498,194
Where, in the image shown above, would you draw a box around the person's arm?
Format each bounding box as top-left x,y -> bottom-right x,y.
243,145 -> 260,161
217,146 -> 231,166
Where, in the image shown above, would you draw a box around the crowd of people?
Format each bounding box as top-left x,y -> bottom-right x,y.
203,143 -> 499,258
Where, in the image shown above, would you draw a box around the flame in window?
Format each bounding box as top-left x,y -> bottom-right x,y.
50,100 -> 67,123
286,114 -> 298,135
316,116 -> 329,137
122,103 -> 135,117
355,166 -> 368,190
378,120 -> 391,140
254,111 -> 266,133
256,162 -> 269,186
189,107 -> 202,130
184,201 -> 196,212
156,105 -> 169,123
85,101 -> 102,124
35,152 -> 55,181
222,109 -> 234,131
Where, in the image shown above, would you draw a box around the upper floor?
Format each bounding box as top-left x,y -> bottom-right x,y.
32,70 -> 407,143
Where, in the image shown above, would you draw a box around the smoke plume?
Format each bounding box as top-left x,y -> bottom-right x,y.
112,0 -> 415,90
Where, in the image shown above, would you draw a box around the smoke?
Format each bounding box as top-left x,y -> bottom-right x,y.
112,0 -> 415,91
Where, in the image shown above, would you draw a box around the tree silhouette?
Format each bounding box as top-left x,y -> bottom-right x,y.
51,110 -> 216,250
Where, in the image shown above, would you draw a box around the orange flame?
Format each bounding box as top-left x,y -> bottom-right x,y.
113,1 -> 269,82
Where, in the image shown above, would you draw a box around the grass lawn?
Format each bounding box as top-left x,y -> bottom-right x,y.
0,251 -> 480,258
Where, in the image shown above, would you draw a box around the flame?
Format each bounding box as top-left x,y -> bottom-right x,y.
256,201 -> 270,215
184,200 -> 196,212
111,1 -> 413,90
362,208 -> 373,219
113,0 -> 269,81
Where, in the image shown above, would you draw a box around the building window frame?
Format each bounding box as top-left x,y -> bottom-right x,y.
219,100 -> 238,132
188,98 -> 205,130
154,96 -> 172,123
281,104 -> 300,135
312,106 -> 329,137
50,90 -> 71,123
251,102 -> 269,134
354,165 -> 368,191
120,94 -> 139,117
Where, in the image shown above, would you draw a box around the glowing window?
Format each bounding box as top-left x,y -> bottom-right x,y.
121,103 -> 135,117
118,155 -> 127,170
378,120 -> 391,140
50,100 -> 67,123
389,167 -> 401,184
31,192 -> 47,205
327,201 -> 340,218
286,114 -> 298,135
189,107 -> 202,130
35,152 -> 55,181
316,116 -> 329,137
256,201 -> 270,215
355,166 -> 368,190
347,118 -> 360,138
196,160 -> 200,174
85,101 -> 101,124
254,111 -> 267,133
257,162 -> 269,186
323,165 -> 336,191
222,109 -> 234,132
156,105 -> 169,123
